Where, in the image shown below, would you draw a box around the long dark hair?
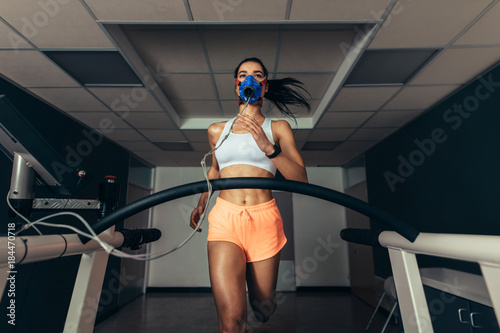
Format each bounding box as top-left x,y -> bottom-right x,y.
233,57 -> 311,120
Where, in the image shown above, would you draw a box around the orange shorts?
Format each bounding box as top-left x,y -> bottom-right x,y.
207,197 -> 287,263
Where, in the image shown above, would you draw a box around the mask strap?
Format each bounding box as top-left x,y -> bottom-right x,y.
235,78 -> 267,86
238,97 -> 263,106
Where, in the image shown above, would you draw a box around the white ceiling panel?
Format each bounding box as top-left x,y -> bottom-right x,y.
117,141 -> 160,152
289,0 -> 392,21
28,87 -> 109,111
174,100 -> 221,118
222,100 -> 242,118
189,0 -> 288,22
349,127 -> 397,141
382,85 -> 460,111
369,0 -> 492,48
100,129 -> 145,141
301,150 -> 335,160
182,130 -> 209,142
139,129 -> 186,142
335,140 -> 377,152
214,73 -> 239,100
67,111 -> 129,129
308,128 -> 355,141
134,149 -> 167,158
0,20 -> 32,49
166,151 -> 205,161
277,30 -> 355,72
328,86 -> 400,111
454,3 -> 500,46
204,29 -> 279,72
363,110 -> 423,128
191,142 -> 211,152
292,129 -> 312,142
316,111 -> 374,128
123,111 -> 177,129
267,99 -> 319,119
277,73 -> 335,99
125,29 -> 208,73
84,0 -> 189,21
158,74 -> 215,100
0,50 -> 78,87
88,87 -> 164,112
411,47 -> 500,85
324,157 -> 356,166
330,151 -> 363,160
0,0 -> 114,48
134,151 -> 178,166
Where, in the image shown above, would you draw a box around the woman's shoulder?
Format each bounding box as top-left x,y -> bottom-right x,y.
270,119 -> 294,143
208,121 -> 228,133
270,119 -> 293,132
207,121 -> 229,143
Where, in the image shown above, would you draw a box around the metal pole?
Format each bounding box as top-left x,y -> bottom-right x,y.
388,248 -> 433,333
63,229 -> 113,333
8,152 -> 35,219
0,233 -> 124,266
480,264 -> 500,326
9,153 -> 35,200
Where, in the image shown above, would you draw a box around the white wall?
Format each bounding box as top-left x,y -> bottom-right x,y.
148,167 -> 213,287
148,167 -> 350,287
293,167 -> 350,287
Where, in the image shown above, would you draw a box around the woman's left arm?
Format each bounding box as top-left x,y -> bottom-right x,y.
270,120 -> 308,183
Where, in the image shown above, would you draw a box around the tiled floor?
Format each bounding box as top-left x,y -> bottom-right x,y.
94,289 -> 401,333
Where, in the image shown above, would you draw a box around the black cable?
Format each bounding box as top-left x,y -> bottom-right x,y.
80,178 -> 419,244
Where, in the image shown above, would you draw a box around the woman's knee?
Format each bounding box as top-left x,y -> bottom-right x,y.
220,313 -> 246,332
250,297 -> 277,323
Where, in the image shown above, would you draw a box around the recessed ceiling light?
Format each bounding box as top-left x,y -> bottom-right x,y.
345,49 -> 440,86
44,51 -> 142,87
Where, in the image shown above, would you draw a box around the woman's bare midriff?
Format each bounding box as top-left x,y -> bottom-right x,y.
219,164 -> 274,206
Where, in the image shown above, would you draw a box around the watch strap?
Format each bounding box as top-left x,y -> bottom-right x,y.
266,145 -> 281,159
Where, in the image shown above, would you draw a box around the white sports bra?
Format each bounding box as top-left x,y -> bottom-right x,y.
214,117 -> 277,175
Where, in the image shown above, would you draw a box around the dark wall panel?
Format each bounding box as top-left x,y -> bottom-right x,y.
0,76 -> 132,332
365,64 -> 500,278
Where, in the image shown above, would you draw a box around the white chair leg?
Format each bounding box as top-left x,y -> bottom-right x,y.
381,301 -> 398,333
366,291 -> 386,331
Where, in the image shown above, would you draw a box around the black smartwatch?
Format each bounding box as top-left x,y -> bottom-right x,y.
266,145 -> 281,159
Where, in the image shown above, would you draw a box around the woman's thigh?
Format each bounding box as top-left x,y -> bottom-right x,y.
208,241 -> 248,319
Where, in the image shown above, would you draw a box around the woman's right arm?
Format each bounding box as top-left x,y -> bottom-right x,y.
189,123 -> 223,231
